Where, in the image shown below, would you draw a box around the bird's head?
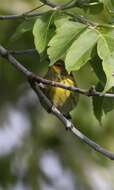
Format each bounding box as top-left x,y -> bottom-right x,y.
51,60 -> 67,76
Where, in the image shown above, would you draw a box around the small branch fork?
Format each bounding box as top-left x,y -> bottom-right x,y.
0,0 -> 102,20
1,44 -> 114,160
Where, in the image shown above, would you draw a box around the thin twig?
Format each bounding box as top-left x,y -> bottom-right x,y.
1,44 -> 114,160
23,4 -> 45,15
64,12 -> 97,27
8,49 -> 37,55
32,77 -> 114,98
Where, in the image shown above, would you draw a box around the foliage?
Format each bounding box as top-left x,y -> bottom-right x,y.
1,0 -> 114,189
12,0 -> 114,123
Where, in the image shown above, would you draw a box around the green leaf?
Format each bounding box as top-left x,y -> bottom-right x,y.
103,96 -> 114,114
65,28 -> 99,72
48,21 -> 86,65
91,46 -> 106,86
92,83 -> 114,121
97,31 -> 114,92
98,27 -> 114,53
33,11 -> 55,54
92,82 -> 104,123
103,54 -> 114,92
10,19 -> 35,42
54,14 -> 70,28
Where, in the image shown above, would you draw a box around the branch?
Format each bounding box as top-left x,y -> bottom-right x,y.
1,44 -> 114,160
0,12 -> 47,20
32,77 -> 114,98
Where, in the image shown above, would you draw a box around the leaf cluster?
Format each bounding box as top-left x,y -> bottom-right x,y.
11,0 -> 114,122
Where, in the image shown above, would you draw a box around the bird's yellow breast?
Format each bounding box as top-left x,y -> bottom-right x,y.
49,78 -> 74,107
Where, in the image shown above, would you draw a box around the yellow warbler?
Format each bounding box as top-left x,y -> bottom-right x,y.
41,60 -> 78,117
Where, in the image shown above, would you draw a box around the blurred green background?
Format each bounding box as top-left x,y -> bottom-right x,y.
0,0 -> 114,189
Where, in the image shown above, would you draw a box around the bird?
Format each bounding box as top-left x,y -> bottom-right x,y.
40,60 -> 78,118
